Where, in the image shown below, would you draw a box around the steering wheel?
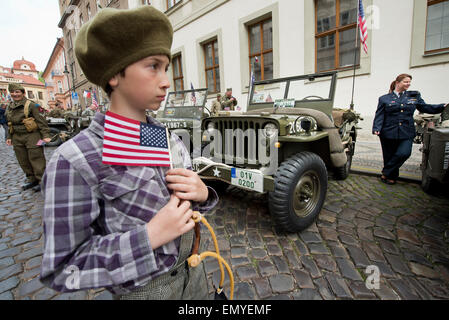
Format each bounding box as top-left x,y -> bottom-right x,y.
302,95 -> 324,100
203,106 -> 211,117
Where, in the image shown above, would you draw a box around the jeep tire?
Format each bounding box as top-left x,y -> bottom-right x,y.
269,152 -> 328,233
46,127 -> 63,147
421,169 -> 439,194
334,140 -> 354,180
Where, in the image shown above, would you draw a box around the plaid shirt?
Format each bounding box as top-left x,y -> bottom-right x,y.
40,113 -> 218,295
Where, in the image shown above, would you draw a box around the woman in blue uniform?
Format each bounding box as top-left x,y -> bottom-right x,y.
373,73 -> 448,185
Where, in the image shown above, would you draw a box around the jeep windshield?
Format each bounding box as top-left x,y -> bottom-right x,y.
162,88 -> 208,120
248,72 -> 337,115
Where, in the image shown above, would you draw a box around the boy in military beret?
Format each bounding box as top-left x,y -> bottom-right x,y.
40,6 -> 217,300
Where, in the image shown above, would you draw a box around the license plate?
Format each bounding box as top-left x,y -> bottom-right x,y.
231,168 -> 264,193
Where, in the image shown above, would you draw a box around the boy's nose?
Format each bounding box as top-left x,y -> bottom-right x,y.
160,72 -> 170,89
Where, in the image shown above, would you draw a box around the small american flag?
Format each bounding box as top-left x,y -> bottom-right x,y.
92,90 -> 99,109
36,139 -> 46,146
102,111 -> 171,167
358,0 -> 368,54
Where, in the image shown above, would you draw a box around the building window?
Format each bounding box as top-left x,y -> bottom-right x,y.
248,18 -> 273,81
203,39 -> 221,94
28,91 -> 34,99
58,81 -> 63,93
141,0 -> 151,4
315,0 -> 360,72
166,0 -> 181,10
87,4 -> 92,20
38,91 -> 44,100
172,55 -> 184,92
426,0 -> 449,53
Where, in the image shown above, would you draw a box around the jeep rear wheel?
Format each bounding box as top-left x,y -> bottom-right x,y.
421,169 -> 439,194
334,139 -> 354,180
269,152 -> 328,233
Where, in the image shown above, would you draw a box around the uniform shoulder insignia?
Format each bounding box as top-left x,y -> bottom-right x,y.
408,91 -> 420,98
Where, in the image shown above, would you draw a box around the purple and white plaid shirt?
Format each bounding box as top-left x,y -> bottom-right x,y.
40,113 -> 218,295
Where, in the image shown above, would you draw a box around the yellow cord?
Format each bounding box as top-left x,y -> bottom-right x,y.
189,212 -> 234,300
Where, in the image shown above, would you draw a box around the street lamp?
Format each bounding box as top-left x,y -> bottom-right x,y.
55,38 -> 73,110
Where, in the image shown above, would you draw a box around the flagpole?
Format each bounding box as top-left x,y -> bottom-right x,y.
350,2 -> 360,111
166,127 -> 173,170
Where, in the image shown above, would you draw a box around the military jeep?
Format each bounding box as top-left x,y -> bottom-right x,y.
415,104 -> 449,194
45,110 -> 94,147
156,88 -> 210,155
193,71 -> 360,232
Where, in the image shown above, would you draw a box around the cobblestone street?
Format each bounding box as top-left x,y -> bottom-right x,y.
1,138 -> 449,300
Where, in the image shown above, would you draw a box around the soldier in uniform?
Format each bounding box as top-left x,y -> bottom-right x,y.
5,83 -> 52,191
373,73 -> 448,185
221,88 -> 238,111
210,93 -> 221,115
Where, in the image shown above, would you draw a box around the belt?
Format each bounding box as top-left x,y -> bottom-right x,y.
12,125 -> 30,133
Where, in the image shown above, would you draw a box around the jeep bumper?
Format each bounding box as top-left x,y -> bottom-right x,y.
192,157 -> 275,193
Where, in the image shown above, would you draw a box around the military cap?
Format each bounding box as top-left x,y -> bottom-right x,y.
226,88 -> 232,92
8,83 -> 25,92
75,6 -> 173,90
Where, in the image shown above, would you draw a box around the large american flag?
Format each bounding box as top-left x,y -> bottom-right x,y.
358,0 -> 368,54
102,111 -> 171,167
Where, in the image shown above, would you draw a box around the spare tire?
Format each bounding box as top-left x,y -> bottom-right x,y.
46,127 -> 63,147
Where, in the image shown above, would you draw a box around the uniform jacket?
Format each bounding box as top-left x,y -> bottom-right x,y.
40,112 -> 218,295
221,95 -> 238,111
210,100 -> 221,114
372,91 -> 445,140
6,98 -> 51,140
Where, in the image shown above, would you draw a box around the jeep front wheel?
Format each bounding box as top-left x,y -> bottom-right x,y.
269,152 -> 328,233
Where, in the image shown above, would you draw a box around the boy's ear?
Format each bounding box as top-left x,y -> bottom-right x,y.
108,75 -> 119,89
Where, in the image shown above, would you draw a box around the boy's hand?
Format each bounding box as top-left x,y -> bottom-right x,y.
146,195 -> 194,250
165,168 -> 209,203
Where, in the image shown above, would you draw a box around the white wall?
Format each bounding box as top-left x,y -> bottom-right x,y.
167,0 -> 449,118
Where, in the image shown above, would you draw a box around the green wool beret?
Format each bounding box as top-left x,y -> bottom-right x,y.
8,83 -> 25,92
75,6 -> 173,90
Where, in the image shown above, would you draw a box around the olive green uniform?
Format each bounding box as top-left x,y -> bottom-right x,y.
221,95 -> 238,111
210,99 -> 221,115
6,98 -> 51,184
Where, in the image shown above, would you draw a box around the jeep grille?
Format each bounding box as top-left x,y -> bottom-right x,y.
205,118 -> 276,166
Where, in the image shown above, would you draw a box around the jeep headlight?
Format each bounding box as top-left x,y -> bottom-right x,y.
262,123 -> 278,138
207,122 -> 215,133
294,116 -> 317,134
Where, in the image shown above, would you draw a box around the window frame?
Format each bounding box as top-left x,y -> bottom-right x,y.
425,0 -> 449,54
314,0 -> 360,73
166,0 -> 181,10
248,18 -> 273,81
172,54 -> 184,92
203,39 -> 220,94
